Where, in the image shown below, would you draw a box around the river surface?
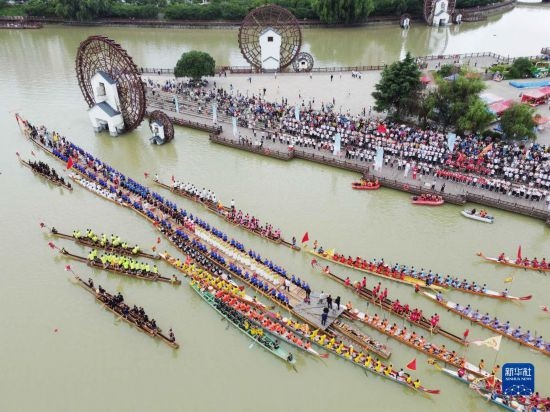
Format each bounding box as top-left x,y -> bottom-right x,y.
1,6 -> 549,411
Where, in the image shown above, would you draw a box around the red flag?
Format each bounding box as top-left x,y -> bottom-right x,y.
406,358 -> 417,371
301,232 -> 309,243
144,172 -> 149,179
463,329 -> 470,339
48,242 -> 56,249
64,265 -> 72,272
171,175 -> 175,183
311,258 -> 318,268
517,245 -> 522,260
66,157 -> 74,170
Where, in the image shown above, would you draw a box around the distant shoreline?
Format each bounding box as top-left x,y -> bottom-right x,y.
0,0 -> 524,30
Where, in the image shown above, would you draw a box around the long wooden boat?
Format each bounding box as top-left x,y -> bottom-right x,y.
75,275 -> 179,348
225,215 -> 283,245
211,288 -> 328,359
439,368 -> 526,412
421,291 -> 549,356
190,281 -> 296,365
345,308 -> 487,377
311,261 -> 466,344
154,179 -> 229,215
308,249 -> 445,291
18,155 -> 73,190
69,173 -> 130,208
477,251 -> 550,273
59,248 -> 180,284
259,312 -> 437,394
308,249 -> 532,301
48,227 -> 160,260
154,177 -> 300,250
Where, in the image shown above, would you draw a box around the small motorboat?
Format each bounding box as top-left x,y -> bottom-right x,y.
461,209 -> 494,224
351,180 -> 380,190
411,195 -> 444,206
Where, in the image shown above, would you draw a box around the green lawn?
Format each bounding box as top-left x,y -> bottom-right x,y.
0,5 -> 25,16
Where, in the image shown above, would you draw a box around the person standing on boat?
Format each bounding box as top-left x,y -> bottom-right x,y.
334,296 -> 341,310
327,295 -> 333,310
321,309 -> 328,326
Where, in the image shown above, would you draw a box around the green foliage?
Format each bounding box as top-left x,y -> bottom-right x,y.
457,98 -> 495,134
370,0 -> 422,16
499,103 -> 536,140
312,0 -> 374,24
372,52 -> 421,118
508,57 -> 534,79
53,0 -> 111,21
416,91 -> 437,128
108,3 -> 158,18
436,64 -> 457,78
24,0 -> 57,17
0,4 -> 26,16
431,75 -> 486,131
456,0 -> 497,8
174,50 -> 215,79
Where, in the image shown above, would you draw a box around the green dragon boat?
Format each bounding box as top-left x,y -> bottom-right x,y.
190,282 -> 296,365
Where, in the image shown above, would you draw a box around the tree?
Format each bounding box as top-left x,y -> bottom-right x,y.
174,51 -> 215,80
457,98 -> 495,134
372,52 -> 421,118
431,75 -> 486,131
508,57 -> 533,79
312,0 -> 374,24
53,0 -> 111,21
500,103 -> 536,140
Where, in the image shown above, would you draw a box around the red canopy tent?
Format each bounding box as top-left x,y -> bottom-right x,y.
521,89 -> 547,106
489,99 -> 513,115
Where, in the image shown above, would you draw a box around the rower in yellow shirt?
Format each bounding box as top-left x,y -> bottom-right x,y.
364,354 -> 372,368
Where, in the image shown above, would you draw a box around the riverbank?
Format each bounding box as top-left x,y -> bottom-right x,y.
144,70 -> 550,224
0,0 -> 520,30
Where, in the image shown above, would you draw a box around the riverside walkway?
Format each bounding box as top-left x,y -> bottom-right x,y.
145,90 -> 550,225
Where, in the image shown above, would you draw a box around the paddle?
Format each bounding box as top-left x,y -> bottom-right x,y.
319,353 -> 329,359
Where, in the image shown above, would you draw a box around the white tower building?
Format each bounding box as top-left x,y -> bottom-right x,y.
87,71 -> 125,136
259,28 -> 282,71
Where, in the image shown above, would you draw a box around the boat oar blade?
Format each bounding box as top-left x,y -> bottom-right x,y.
520,295 -> 532,301
320,353 -> 329,359
426,389 -> 440,395
248,343 -> 254,349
